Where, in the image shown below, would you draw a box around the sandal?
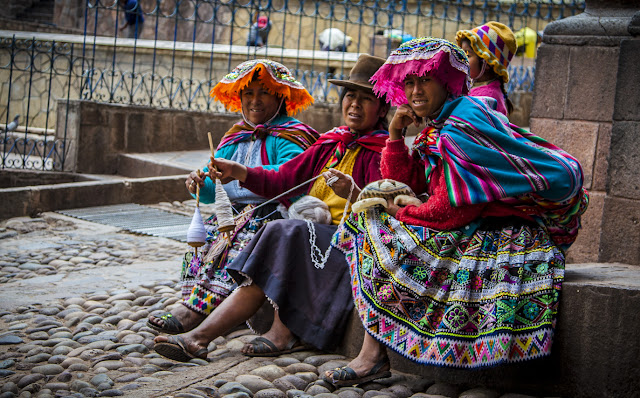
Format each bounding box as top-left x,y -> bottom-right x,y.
154,335 -> 208,362
243,336 -> 312,357
322,358 -> 391,387
147,312 -> 185,334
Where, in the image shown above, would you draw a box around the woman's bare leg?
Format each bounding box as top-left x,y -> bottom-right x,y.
154,284 -> 266,353
241,310 -> 296,354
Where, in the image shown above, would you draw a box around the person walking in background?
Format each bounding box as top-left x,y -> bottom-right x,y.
119,0 -> 145,39
319,28 -> 352,52
456,22 -> 517,116
247,16 -> 272,47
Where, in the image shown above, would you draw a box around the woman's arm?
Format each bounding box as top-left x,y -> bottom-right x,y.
262,136 -> 307,172
394,166 -> 485,230
380,139 -> 428,195
242,144 -> 329,199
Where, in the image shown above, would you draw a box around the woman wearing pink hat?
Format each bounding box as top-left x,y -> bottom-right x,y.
325,37 -> 588,385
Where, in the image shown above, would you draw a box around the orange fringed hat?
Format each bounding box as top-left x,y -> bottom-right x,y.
210,59 -> 314,116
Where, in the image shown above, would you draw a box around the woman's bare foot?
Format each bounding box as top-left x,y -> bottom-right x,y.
148,304 -> 205,333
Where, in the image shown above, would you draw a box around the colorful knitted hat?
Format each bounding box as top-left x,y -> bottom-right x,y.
455,21 -> 517,82
210,59 -> 313,116
370,37 -> 471,107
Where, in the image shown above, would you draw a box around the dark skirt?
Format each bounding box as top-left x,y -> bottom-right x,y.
227,219 -> 354,351
181,203 -> 282,315
332,208 -> 565,369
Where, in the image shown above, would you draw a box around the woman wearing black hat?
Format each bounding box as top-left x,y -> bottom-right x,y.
153,55 -> 392,361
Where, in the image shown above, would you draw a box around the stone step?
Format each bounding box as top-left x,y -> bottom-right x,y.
337,262 -> 640,397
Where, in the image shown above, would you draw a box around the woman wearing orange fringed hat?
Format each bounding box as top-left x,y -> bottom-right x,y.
148,59 -> 319,335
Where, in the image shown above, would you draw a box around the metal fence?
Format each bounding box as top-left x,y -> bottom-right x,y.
1,0 -> 585,172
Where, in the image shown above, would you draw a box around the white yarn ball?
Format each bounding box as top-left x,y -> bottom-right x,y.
288,196 -> 332,224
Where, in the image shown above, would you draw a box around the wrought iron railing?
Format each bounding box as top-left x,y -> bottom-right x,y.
1,0 -> 584,171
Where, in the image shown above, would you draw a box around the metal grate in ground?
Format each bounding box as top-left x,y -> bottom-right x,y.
58,203 -> 191,242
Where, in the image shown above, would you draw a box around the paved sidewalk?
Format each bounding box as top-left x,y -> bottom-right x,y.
0,205 -> 545,398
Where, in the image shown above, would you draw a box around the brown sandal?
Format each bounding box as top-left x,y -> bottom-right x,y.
154,335 -> 208,362
243,336 -> 312,357
322,358 -> 391,387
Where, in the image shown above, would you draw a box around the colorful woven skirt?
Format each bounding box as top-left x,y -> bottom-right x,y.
332,208 -> 565,369
181,204 -> 281,315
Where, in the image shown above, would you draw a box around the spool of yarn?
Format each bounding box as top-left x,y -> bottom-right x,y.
187,207 -> 207,247
214,178 -> 236,235
288,195 -> 332,224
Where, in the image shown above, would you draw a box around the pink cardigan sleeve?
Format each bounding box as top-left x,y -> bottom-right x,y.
380,138 -> 428,195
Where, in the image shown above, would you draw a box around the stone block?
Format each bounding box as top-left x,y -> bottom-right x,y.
613,39 -> 640,121
335,263 -> 640,396
144,110 -> 175,153
79,101 -> 107,127
117,154 -> 190,178
530,44 -> 569,120
76,125 -> 118,174
297,103 -> 343,135
599,196 -> 640,264
529,118 -> 598,189
565,46 -> 619,122
107,108 -> 126,153
172,113 -> 198,150
0,189 -> 35,220
183,113 -> 234,150
608,121 -> 640,200
61,138 -> 77,173
128,176 -> 190,204
35,181 -> 132,213
56,100 -> 80,141
592,123 -> 612,192
124,112 -> 148,152
565,191 -> 604,264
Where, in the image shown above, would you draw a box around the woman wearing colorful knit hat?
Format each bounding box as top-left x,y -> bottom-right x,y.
456,21 -> 517,116
324,37 -> 588,383
148,59 -> 319,334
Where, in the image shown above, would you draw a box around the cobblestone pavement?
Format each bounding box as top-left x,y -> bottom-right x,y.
0,202 -> 543,398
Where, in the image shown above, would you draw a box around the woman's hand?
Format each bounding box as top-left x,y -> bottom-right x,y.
208,157 -> 248,184
185,170 -> 206,194
385,199 -> 401,217
388,104 -> 423,141
323,168 -> 361,200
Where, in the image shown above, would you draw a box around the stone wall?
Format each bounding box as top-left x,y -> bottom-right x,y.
529,1 -> 640,264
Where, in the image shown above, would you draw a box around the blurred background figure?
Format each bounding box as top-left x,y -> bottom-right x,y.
381,29 -> 414,43
2,115 -> 19,134
515,27 -> 542,58
247,16 -> 272,47
118,0 -> 144,39
318,28 -> 352,52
